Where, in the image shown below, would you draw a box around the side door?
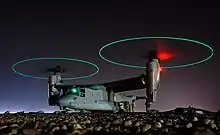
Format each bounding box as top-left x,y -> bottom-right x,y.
84,88 -> 96,104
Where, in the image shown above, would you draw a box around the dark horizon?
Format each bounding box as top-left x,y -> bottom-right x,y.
1,1 -> 220,112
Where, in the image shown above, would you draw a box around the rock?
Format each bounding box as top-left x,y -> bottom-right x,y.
154,122 -> 162,129
159,119 -> 164,123
73,123 -> 83,130
61,124 -> 67,130
135,127 -> 141,133
204,119 -> 211,125
22,129 -> 41,135
174,124 -> 181,128
134,122 -> 141,127
10,123 -> 19,128
194,128 -> 216,135
72,130 -> 81,135
94,126 -> 102,131
195,126 -> 205,131
217,123 -> 220,128
10,129 -> 18,134
85,120 -> 91,124
142,124 -> 151,132
104,128 -> 110,132
162,127 -> 169,133
210,123 -> 218,129
113,119 -> 120,125
51,126 -> 60,132
49,122 -> 56,127
105,124 -> 110,129
193,117 -> 198,122
0,125 -> 8,130
111,126 -> 120,131
86,127 -> 94,132
165,121 -> 172,126
124,120 -> 132,127
186,123 -> 193,128
179,116 -> 184,120
173,119 -> 179,123
123,128 -> 130,133
210,120 -> 215,124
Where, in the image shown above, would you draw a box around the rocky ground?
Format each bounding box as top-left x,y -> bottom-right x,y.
0,108 -> 220,135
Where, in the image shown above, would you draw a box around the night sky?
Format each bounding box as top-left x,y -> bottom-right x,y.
1,1 -> 220,112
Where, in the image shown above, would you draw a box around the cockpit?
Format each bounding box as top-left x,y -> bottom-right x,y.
68,87 -> 85,97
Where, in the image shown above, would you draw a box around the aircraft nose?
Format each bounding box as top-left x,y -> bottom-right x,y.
58,98 -> 66,105
58,96 -> 70,105
58,95 -> 77,106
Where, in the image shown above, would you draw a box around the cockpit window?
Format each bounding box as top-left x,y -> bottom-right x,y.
69,87 -> 85,97
80,88 -> 85,93
79,88 -> 85,97
69,87 -> 79,96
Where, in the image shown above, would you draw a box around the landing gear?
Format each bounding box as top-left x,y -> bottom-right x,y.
145,101 -> 151,112
136,96 -> 152,112
59,106 -> 69,113
118,109 -> 125,113
131,100 -> 135,112
124,101 -> 130,112
116,101 -> 131,113
114,102 -> 125,113
80,110 -> 89,113
59,106 -> 65,110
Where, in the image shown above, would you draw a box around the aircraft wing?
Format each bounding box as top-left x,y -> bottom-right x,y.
103,75 -> 146,93
53,75 -> 147,93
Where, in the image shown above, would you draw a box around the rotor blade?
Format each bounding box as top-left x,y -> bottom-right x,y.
46,68 -> 55,72
43,66 -> 67,73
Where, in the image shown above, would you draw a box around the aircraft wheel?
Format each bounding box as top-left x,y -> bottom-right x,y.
60,106 -> 67,111
124,101 -> 130,112
118,109 -> 125,113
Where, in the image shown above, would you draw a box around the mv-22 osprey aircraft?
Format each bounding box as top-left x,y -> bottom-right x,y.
48,51 -> 161,112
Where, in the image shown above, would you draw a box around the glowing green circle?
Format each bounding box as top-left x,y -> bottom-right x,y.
99,37 -> 214,69
11,57 -> 99,80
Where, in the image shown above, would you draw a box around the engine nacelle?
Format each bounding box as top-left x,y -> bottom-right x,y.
48,74 -> 63,106
146,58 -> 160,103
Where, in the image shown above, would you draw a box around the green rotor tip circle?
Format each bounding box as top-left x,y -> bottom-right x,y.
11,57 -> 99,80
99,36 -> 214,69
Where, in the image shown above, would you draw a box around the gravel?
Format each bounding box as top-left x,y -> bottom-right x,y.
0,107 -> 219,135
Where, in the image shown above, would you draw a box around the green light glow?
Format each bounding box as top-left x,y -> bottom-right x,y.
99,36 -> 214,69
71,88 -> 78,93
11,57 -> 99,80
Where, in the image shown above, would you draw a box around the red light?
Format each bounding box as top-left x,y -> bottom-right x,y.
159,67 -> 163,72
157,52 -> 173,61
